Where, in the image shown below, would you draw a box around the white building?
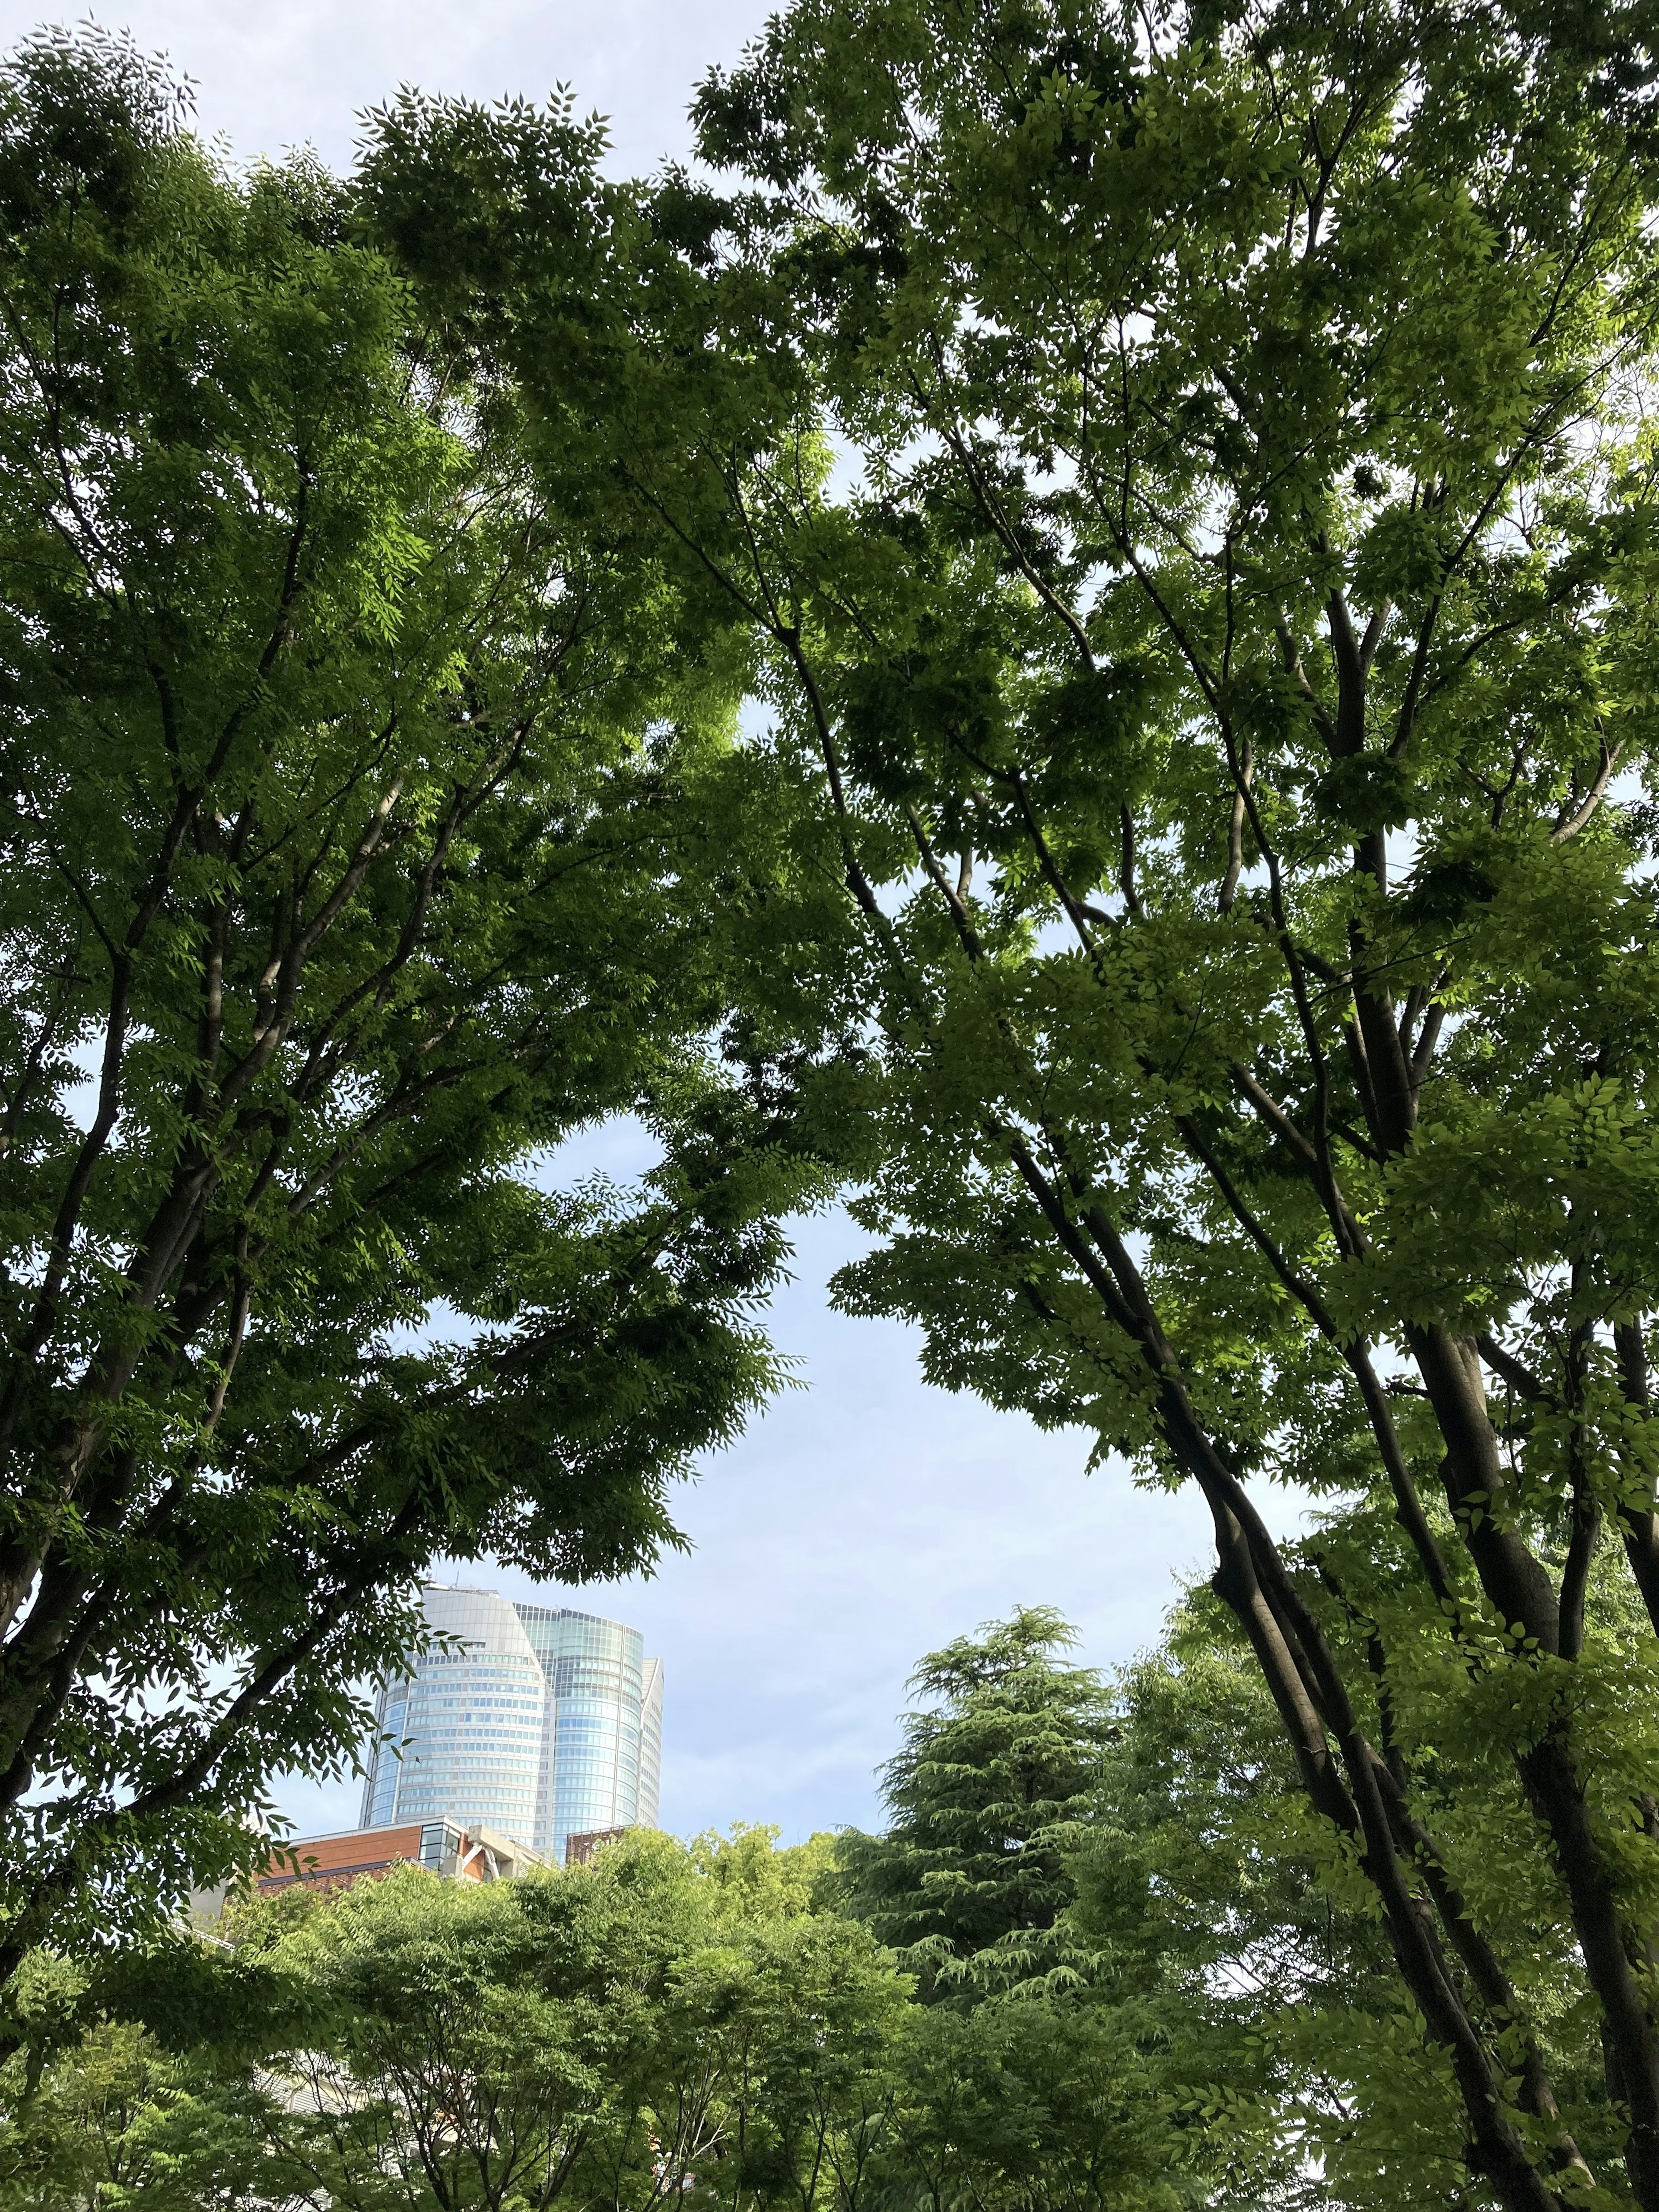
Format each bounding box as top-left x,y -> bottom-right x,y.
360,1586 -> 662,1861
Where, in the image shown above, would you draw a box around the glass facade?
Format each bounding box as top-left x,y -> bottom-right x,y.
361,1587 -> 662,1859
362,1587 -> 546,1842
514,1606 -> 661,1861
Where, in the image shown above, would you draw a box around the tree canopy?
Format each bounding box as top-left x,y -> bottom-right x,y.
12,4 -> 1659,2206
0,29 -> 826,1992
352,0 -> 1659,2200
0,1823 -> 1205,2212
9,1601 -> 1562,2212
835,1605 -> 1113,1980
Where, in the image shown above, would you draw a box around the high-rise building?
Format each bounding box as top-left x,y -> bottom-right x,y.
360,1586 -> 546,1841
360,1586 -> 662,1862
515,1605 -> 661,1860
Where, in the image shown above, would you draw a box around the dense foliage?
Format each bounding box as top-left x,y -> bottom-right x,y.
359,0 -> 1659,2191
7,1605 -> 1584,2212
0,1818 -> 1203,2212
12,1 -> 1659,2206
0,32 -> 826,1992
350,3 -> 1659,2204
835,1605 -> 1113,1980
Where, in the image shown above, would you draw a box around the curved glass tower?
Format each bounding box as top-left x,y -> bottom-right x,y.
515,1606 -> 660,1861
361,1587 -> 546,1842
362,1587 -> 662,1859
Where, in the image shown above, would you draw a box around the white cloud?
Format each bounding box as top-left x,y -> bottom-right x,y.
1,0 -> 769,175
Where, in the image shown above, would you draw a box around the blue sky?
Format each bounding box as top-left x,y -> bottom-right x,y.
274,1120 -> 1226,1845
0,0 -> 1257,1847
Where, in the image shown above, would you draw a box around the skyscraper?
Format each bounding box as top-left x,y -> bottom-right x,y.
359,1586 -> 662,1861
359,1587 -> 546,1842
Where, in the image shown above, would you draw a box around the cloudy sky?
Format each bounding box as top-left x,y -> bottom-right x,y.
2,0 -> 772,177
0,0 -> 1253,1845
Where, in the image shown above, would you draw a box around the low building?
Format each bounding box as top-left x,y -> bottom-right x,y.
256,1818 -> 543,1896
564,1825 -> 629,1867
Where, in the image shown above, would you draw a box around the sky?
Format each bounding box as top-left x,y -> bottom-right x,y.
0,0 -> 1265,1847
2,0 -> 771,178
272,1122 -> 1228,1847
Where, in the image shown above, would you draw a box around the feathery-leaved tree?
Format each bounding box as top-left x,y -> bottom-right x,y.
353,1 -> 1659,2202
0,31 -> 825,1998
836,1607 -> 1112,1984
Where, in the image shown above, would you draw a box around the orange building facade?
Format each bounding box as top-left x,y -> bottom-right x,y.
257,1818 -> 542,1897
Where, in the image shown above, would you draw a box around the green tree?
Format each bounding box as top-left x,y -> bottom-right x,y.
658,1911 -> 909,2212
0,1984 -> 285,2212
364,1 -> 1659,2200
0,2020 -> 173,2211
837,1610 -> 1263,2205
836,1608 -> 1113,1983
0,30 -> 823,1994
64,1834 -> 912,2212
874,2000 -> 1198,2212
235,1845 -> 708,2212
688,1825 -> 842,1926
688,9 -> 1659,2203
0,1820 -> 1206,2212
1074,1583 -> 1521,2209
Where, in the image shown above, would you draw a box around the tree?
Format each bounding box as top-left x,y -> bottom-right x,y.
688,1824 -> 842,1926
235,1847 -> 708,2212
4,1834 -> 910,2212
0,1819 -> 1209,2212
874,1999 -> 1199,2212
0,29 -> 823,1997
687,8 -> 1659,2203
836,1608 -> 1113,1982
353,2 -> 1659,2201
1073,1580 -> 1564,2210
664,1910 -> 909,2212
